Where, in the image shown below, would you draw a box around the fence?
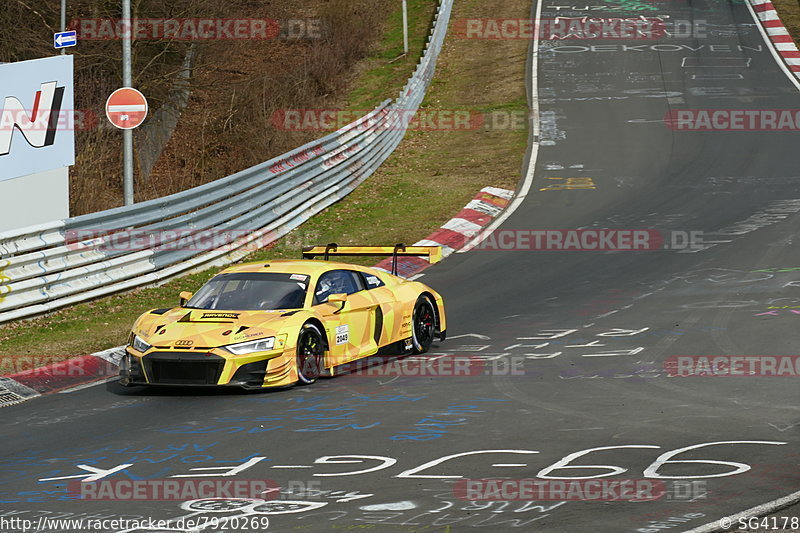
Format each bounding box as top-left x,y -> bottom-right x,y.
0,0 -> 453,324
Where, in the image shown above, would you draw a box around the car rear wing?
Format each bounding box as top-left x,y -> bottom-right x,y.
302,243 -> 442,276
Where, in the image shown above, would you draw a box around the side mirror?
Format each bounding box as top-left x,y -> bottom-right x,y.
179,291 -> 193,306
326,293 -> 348,314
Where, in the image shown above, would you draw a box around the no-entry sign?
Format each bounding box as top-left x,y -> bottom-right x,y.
105,87 -> 148,129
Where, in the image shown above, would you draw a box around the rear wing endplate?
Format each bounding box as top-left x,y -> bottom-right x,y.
302,243 -> 442,276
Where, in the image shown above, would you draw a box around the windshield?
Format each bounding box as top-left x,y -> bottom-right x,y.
186,272 -> 309,311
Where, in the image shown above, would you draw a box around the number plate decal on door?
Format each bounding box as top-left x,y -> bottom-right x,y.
336,325 -> 350,345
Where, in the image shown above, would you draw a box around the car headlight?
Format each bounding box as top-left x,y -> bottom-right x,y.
131,335 -> 152,353
223,337 -> 276,355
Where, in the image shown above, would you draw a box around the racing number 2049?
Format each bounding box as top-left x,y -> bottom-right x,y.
308,441 -> 786,479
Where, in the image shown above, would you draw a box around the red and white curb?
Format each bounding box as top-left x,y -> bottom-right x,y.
0,346 -> 124,407
749,0 -> 800,77
374,187 -> 514,278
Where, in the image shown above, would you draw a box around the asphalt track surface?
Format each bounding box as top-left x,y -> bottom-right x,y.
2,0 -> 800,532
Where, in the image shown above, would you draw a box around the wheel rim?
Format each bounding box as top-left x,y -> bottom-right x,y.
298,329 -> 322,379
414,301 -> 435,347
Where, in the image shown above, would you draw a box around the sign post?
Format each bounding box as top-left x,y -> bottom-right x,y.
121,0 -> 134,205
60,0 -> 67,55
106,87 -> 147,205
402,0 -> 409,55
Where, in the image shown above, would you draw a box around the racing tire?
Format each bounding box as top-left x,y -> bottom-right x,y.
296,323 -> 325,385
411,295 -> 437,354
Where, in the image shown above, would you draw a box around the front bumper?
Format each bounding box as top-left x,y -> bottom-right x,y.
120,347 -> 297,389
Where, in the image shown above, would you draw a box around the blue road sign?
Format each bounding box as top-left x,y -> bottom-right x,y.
54,31 -> 77,49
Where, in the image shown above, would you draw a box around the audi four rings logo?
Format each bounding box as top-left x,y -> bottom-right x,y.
0,81 -> 66,156
174,340 -> 194,347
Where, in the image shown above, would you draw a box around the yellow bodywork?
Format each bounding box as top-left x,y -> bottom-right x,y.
122,259 -> 446,388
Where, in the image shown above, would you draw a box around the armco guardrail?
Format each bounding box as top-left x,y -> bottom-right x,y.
0,0 -> 453,324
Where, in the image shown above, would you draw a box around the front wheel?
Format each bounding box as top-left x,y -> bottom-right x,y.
411,295 -> 437,354
296,323 -> 325,385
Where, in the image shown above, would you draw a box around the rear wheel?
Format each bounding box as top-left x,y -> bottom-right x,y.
296,323 -> 325,385
411,296 -> 436,354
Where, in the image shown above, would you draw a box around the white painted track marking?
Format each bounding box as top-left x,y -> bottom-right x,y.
683,489 -> 800,532
58,380 -> 107,394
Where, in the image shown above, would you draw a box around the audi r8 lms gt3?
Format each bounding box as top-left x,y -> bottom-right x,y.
119,246 -> 446,389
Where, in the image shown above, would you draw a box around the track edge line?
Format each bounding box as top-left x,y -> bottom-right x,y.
683,489 -> 800,533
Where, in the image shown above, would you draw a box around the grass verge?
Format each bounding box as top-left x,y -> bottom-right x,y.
772,0 -> 800,49
0,0 -> 531,370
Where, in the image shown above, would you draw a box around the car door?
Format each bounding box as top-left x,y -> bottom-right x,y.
312,269 -> 375,366
357,271 -> 410,348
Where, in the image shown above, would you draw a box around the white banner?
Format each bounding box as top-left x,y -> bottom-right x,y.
0,56 -> 75,183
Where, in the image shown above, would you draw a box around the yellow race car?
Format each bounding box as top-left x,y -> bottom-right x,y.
119,245 -> 447,389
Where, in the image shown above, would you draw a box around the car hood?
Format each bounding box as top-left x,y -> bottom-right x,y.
133,307 -> 299,348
